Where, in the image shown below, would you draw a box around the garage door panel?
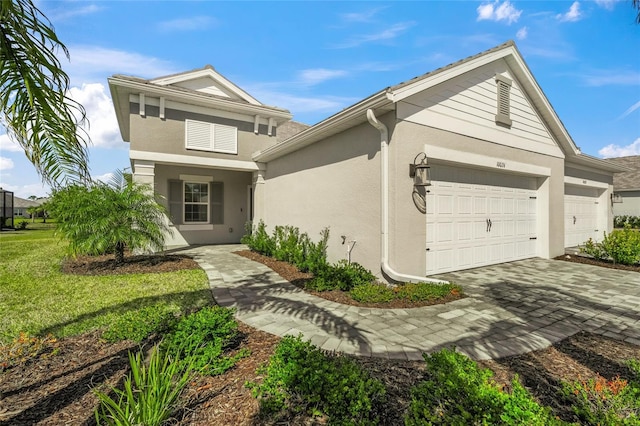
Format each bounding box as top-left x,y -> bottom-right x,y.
426,165 -> 538,275
564,188 -> 601,247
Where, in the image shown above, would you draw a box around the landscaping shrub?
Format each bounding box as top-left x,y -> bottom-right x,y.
162,306 -> 248,376
248,335 -> 386,425
349,283 -> 395,303
102,305 -> 177,343
562,359 -> 640,425
615,216 -> 640,229
307,260 -> 376,292
242,221 -> 329,274
94,343 -> 192,426
405,348 -> 558,425
396,282 -> 462,302
581,225 -> 640,265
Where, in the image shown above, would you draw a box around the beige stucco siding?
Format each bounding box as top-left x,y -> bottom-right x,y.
259,119 -> 385,274
129,103 -> 278,162
613,191 -> 640,216
388,120 -> 566,276
154,164 -> 252,246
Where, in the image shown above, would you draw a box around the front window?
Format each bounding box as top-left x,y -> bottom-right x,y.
184,182 -> 208,222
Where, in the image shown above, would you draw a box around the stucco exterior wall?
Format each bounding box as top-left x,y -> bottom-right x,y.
259,118 -> 385,276
614,191 -> 640,217
154,164 -> 252,246
129,103 -> 278,163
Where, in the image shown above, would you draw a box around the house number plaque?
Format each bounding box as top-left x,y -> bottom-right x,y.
496,161 -> 506,168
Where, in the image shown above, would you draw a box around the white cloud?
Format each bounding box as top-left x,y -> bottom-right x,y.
245,85 -> 356,118
48,4 -> 103,21
582,69 -> 640,86
595,0 -> 621,10
477,1 -> 522,25
63,46 -> 179,85
0,133 -> 23,153
93,172 -> 115,184
599,138 -> 640,157
340,7 -> 386,23
0,157 -> 14,171
68,83 -> 124,149
619,100 -> 640,120
157,16 -> 216,32
557,1 -> 583,22
516,26 -> 528,40
332,22 -> 416,48
0,182 -> 51,199
298,69 -> 348,86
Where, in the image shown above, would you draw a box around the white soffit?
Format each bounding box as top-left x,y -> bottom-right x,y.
564,176 -> 609,189
130,150 -> 260,172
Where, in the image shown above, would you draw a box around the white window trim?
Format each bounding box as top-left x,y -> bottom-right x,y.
184,182 -> 209,224
185,119 -> 238,154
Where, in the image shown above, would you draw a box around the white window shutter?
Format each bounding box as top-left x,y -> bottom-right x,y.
186,120 -> 213,150
213,124 -> 237,154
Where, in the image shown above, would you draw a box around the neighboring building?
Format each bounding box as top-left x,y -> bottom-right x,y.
109,41 -> 625,281
604,155 -> 640,217
13,196 -> 42,218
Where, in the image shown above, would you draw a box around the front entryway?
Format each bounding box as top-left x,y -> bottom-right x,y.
426,165 -> 538,275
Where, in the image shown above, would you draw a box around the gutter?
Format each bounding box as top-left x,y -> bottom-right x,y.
366,109 -> 449,284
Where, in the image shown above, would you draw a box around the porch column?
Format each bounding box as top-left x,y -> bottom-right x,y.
252,166 -> 266,224
132,160 -> 155,188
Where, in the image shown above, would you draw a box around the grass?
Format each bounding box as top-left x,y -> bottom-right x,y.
0,228 -> 212,344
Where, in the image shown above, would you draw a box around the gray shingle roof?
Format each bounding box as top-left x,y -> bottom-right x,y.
605,155 -> 640,191
13,197 -> 42,209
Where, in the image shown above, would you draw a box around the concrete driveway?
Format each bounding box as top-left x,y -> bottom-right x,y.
179,245 -> 640,360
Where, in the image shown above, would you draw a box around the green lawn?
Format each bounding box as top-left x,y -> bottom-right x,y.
0,228 -> 212,344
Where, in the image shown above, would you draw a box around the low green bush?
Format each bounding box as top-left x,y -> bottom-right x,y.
580,225 -> 640,265
405,348 -> 559,425
248,335 -> 386,425
307,260 -> 376,292
350,283 -> 395,303
162,306 -> 248,376
94,343 -> 192,426
396,282 -> 462,302
242,221 -> 329,274
562,359 -> 640,425
102,305 -> 176,343
614,215 -> 640,229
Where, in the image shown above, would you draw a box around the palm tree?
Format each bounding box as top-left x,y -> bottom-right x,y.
50,171 -> 172,264
0,0 -> 90,187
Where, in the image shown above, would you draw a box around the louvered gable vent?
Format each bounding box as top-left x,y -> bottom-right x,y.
185,119 -> 237,154
494,74 -> 513,128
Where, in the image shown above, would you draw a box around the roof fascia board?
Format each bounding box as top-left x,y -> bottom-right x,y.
108,79 -> 131,142
109,77 -> 291,121
151,68 -> 262,106
388,48 -> 511,102
566,156 -> 631,173
253,91 -> 390,162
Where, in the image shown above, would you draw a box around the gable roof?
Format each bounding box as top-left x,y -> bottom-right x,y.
108,66 -> 291,142
253,41 -> 620,175
605,155 -> 640,191
14,197 -> 42,209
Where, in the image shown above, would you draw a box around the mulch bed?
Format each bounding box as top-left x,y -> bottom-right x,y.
234,250 -> 465,309
2,252 -> 639,425
555,253 -> 640,272
61,253 -> 200,275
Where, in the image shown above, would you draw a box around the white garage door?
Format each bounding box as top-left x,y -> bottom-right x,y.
564,186 -> 601,248
425,165 -> 538,275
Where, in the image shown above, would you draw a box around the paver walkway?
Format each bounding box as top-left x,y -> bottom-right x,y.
177,245 -> 640,360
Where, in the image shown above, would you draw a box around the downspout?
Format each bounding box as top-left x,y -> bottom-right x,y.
366,108 -> 448,284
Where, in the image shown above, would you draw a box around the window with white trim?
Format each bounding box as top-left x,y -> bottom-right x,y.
185,119 -> 237,154
495,74 -> 513,128
184,182 -> 208,223
168,180 -> 224,225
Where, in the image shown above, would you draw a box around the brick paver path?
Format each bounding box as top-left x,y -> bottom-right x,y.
178,245 -> 640,360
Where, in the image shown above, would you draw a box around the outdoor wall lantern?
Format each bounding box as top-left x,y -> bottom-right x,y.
611,193 -> 623,204
410,152 -> 431,187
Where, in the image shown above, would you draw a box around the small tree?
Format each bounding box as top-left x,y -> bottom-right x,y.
50,170 -> 171,264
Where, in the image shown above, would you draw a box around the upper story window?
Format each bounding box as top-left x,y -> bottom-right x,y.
185,119 -> 237,154
494,74 -> 513,128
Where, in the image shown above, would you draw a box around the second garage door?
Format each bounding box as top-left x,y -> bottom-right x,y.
564,186 -> 601,248
426,165 -> 538,275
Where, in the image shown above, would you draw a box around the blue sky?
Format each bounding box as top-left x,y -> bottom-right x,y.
0,0 -> 638,198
